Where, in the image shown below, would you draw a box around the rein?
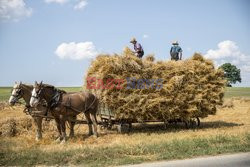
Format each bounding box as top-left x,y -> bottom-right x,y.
23,104 -> 33,115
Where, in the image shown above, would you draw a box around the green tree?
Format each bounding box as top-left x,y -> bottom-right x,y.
219,63 -> 241,87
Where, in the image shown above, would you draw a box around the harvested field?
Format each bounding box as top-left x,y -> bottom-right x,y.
0,98 -> 249,166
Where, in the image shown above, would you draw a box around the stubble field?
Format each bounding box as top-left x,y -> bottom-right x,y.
0,87 -> 250,166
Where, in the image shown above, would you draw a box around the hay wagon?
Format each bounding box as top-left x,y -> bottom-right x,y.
86,51 -> 225,133
98,104 -> 201,133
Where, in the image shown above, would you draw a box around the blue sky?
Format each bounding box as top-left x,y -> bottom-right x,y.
0,0 -> 249,86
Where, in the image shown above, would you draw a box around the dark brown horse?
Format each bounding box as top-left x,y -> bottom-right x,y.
30,81 -> 99,143
9,82 -> 76,141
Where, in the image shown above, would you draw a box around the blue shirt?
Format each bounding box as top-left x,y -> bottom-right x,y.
134,42 -> 143,52
170,45 -> 182,54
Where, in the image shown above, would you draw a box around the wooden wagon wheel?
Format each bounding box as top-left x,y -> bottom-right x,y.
107,122 -> 113,130
100,118 -> 108,130
196,117 -> 200,127
117,123 -> 130,134
99,118 -> 113,130
128,122 -> 132,131
185,117 -> 200,129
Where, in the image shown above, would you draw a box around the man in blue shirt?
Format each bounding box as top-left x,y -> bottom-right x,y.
170,41 -> 182,61
130,38 -> 144,58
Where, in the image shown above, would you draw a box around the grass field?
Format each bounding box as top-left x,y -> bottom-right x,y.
1,87 -> 250,102
1,133 -> 249,166
224,87 -> 250,98
0,87 -> 250,166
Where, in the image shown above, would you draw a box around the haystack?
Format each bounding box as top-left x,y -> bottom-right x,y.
0,116 -> 55,137
0,117 -> 32,137
85,48 -> 226,122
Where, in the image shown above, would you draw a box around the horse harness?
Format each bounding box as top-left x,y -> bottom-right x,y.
47,89 -> 97,115
23,104 -> 32,115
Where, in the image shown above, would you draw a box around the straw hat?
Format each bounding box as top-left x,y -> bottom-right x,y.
130,37 -> 137,43
172,41 -> 179,45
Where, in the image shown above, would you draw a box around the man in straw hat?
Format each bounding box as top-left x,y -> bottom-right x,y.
130,37 -> 144,58
170,41 -> 182,61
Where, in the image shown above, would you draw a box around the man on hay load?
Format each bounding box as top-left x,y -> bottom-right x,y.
130,37 -> 144,58
170,41 -> 182,61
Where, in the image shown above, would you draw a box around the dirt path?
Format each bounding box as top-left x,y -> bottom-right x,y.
122,152 -> 250,167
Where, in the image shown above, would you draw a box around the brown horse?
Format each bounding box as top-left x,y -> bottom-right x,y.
30,81 -> 99,143
9,82 -> 76,140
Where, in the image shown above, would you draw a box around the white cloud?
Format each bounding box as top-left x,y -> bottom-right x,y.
205,40 -> 247,61
44,0 -> 69,4
45,0 -> 88,10
143,34 -> 149,39
55,42 -> 98,60
204,40 -> 249,67
205,40 -> 250,86
74,0 -> 88,10
0,0 -> 32,22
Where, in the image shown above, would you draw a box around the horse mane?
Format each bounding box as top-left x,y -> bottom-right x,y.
42,84 -> 66,94
42,84 -> 55,89
18,83 -> 33,91
22,84 -> 33,88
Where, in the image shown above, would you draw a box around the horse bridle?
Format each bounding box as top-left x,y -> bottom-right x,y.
31,86 -> 43,101
11,87 -> 24,102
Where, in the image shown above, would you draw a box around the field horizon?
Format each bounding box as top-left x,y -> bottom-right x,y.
1,87 -> 250,102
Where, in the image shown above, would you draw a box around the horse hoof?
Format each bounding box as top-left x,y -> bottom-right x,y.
35,137 -> 41,141
60,140 -> 66,144
55,137 -> 62,143
36,135 -> 42,141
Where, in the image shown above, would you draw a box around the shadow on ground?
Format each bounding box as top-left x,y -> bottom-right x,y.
110,120 -> 244,134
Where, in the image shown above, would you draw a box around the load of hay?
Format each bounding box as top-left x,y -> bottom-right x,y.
85,48 -> 226,122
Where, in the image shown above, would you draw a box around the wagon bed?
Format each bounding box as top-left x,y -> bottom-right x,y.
98,105 -> 200,133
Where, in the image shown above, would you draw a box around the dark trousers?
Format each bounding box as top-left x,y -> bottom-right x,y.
137,51 -> 144,58
171,53 -> 179,61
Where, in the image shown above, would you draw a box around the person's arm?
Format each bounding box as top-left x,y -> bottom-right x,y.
136,43 -> 142,53
179,52 -> 182,60
179,47 -> 183,60
133,44 -> 137,52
